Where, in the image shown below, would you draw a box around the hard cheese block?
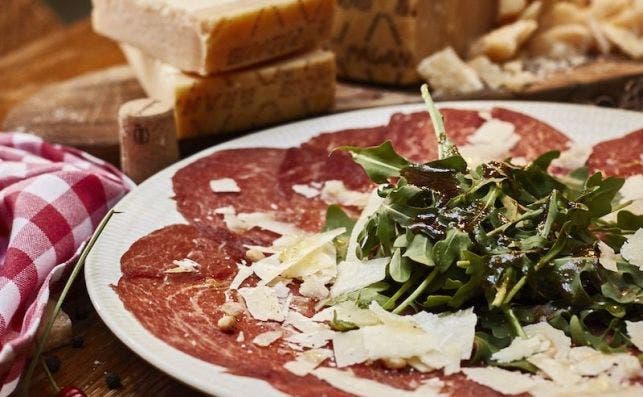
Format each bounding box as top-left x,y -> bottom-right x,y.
122,44 -> 336,139
93,0 -> 335,75
329,0 -> 497,85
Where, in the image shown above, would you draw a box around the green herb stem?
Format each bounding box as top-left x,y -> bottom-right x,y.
383,273 -> 420,310
487,208 -> 544,237
393,268 -> 438,314
503,306 -> 527,338
20,209 -> 116,397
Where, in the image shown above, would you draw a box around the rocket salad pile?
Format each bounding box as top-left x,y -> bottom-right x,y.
325,86 -> 643,370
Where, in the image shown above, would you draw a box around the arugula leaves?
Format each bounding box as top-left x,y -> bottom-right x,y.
332,87 -> 642,367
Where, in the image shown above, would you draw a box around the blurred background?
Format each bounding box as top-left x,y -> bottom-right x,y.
45,0 -> 91,22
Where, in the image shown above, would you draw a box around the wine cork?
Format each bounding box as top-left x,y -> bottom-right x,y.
118,98 -> 179,183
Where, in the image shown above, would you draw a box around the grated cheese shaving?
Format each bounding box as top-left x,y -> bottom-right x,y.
164,258 -> 200,273
224,211 -> 301,236
209,177 -> 240,193
330,258 -> 389,298
625,321 -> 643,351
310,367 -> 445,397
252,330 -> 283,347
320,180 -> 370,208
283,348 -> 333,376
459,118 -> 520,167
621,229 -> 643,269
597,240 -> 619,272
492,334 -> 550,363
229,262 -> 253,290
238,286 -> 284,322
292,184 -> 320,198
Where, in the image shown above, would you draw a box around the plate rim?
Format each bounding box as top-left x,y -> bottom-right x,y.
85,100 -> 643,396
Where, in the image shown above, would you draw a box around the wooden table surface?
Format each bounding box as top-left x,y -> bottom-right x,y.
2,17 -> 207,397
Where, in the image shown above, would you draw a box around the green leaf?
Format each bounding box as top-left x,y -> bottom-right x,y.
432,229 -> 472,272
338,141 -> 410,183
403,233 -> 435,266
617,210 -> 643,231
578,174 -> 625,218
324,205 -> 356,260
389,248 -> 412,283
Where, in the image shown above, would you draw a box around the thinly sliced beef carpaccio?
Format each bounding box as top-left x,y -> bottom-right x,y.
586,128 -> 643,177
117,108 -> 603,397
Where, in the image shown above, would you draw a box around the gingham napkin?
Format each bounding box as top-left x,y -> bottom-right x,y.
0,133 -> 133,396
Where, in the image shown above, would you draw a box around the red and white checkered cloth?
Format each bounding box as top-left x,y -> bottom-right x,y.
0,133 -> 133,396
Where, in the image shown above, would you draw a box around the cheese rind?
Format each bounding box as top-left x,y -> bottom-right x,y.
122,45 -> 336,139
329,0 -> 497,85
93,0 -> 335,75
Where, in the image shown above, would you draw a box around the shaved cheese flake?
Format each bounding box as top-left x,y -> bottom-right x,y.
284,348 -> 333,376
285,328 -> 336,350
285,311 -> 330,334
550,144 -> 592,171
621,229 -> 643,269
598,240 -> 619,272
213,206 -> 236,215
229,262 -> 253,290
164,258 -> 200,273
414,307 -> 477,361
620,175 -> 643,202
459,119 -> 520,167
332,301 -> 379,327
236,331 -> 245,342
224,211 -> 300,236
330,257 -> 389,298
238,286 -> 284,322
209,177 -> 240,193
252,330 -> 283,347
492,334 -> 550,363
311,367 -> 445,397
299,276 -> 330,299
463,366 -> 546,395
524,321 -> 571,358
625,321 -> 643,351
320,180 -> 370,208
528,353 -> 583,385
292,184 -> 320,198
252,228 -> 344,285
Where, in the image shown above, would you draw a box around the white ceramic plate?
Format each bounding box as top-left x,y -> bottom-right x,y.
85,101 -> 643,396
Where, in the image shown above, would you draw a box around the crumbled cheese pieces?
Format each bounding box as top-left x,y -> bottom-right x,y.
329,258 -> 389,298
346,189 -> 384,262
417,47 -> 484,96
492,335 -> 550,363
320,180 -> 370,208
209,178 -> 240,193
291,180 -> 370,208
550,144 -> 592,171
466,321 -> 643,396
598,240 -> 619,272
252,330 -> 283,347
625,321 -> 643,351
284,348 -> 333,376
470,19 -> 538,62
621,228 -> 643,269
310,368 -> 445,397
250,228 -> 344,299
238,286 -> 284,322
459,119 -> 520,167
229,262 -> 253,290
164,258 -> 200,273
281,311 -> 336,349
331,302 -> 477,374
223,211 -> 300,236
220,301 -> 244,317
292,184 -> 320,199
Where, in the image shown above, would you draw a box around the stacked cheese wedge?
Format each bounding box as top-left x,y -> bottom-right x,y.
92,0 -> 337,139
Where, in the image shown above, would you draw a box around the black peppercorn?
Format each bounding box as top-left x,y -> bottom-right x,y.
105,372 -> 122,389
